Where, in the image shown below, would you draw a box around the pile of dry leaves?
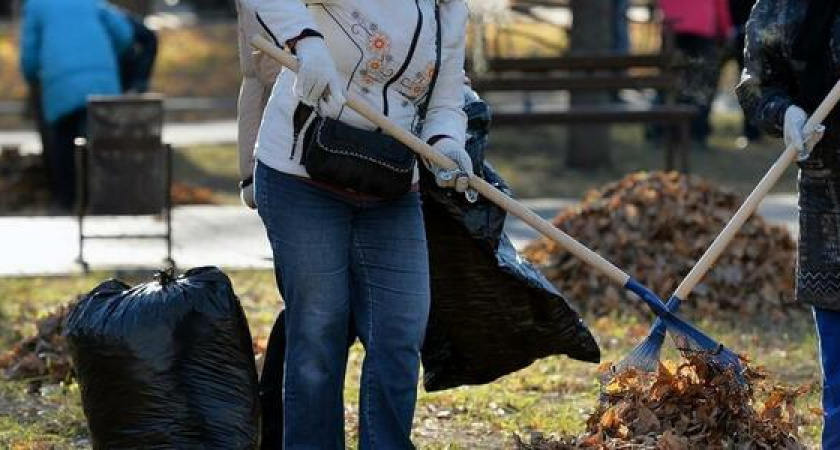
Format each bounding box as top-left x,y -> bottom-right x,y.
0,147 -> 51,213
0,305 -> 73,387
523,172 -> 798,317
170,181 -> 217,205
516,356 -> 809,449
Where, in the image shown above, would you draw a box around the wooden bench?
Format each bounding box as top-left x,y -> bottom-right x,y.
470,54 -> 695,173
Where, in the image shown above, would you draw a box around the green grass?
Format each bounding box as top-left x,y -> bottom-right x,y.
0,272 -> 823,448
173,144 -> 242,205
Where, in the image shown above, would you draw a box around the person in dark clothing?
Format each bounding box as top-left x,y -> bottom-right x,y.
613,0 -> 630,55
737,0 -> 840,446
660,0 -> 733,148
119,15 -> 158,93
20,0 -> 133,211
728,0 -> 760,143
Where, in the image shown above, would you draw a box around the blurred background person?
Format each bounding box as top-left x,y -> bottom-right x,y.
19,0 -> 133,211
660,0 -> 733,149
613,0 -> 630,55
728,0 -> 760,146
234,1 -> 283,446
119,13 -> 158,94
235,0 -> 279,211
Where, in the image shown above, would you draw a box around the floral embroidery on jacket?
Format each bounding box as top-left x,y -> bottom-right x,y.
399,63 -> 437,100
350,10 -> 396,85
347,5 -> 439,103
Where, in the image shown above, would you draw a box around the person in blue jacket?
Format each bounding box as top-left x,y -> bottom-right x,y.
19,0 -> 133,210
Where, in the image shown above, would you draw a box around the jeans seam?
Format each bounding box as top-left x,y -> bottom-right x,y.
354,230 -> 377,448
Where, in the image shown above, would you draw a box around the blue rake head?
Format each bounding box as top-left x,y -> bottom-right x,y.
614,281 -> 745,382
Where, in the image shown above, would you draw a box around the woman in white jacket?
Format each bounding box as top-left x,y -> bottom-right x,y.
236,0 -> 280,208
243,0 -> 471,448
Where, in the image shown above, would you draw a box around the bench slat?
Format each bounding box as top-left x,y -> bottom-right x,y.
473,74 -> 678,92
490,105 -> 697,125
483,54 -> 671,72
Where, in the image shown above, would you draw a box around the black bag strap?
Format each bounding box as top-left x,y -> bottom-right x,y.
418,4 -> 443,121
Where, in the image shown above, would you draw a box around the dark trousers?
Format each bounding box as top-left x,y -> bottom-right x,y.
674,33 -> 718,144
260,311 -> 286,450
49,108 -> 87,210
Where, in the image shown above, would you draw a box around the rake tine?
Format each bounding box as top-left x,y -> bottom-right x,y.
609,317 -> 666,377
622,281 -> 743,375
612,296 -> 680,375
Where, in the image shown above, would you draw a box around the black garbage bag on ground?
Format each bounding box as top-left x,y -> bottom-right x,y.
419,90 -> 600,392
65,266 -> 260,449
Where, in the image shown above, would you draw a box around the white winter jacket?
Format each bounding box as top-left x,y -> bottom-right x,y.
244,0 -> 469,179
236,0 -> 281,183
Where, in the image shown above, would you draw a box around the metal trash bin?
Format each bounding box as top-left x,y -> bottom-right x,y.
75,94 -> 173,271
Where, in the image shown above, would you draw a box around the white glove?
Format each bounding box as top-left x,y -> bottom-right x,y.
239,176 -> 256,210
240,183 -> 256,210
293,38 -> 346,115
784,105 -> 826,162
429,138 -> 477,201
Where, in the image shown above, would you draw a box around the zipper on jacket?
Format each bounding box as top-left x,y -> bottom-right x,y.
382,0 -> 423,118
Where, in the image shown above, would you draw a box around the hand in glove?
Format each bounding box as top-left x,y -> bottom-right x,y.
429,138 -> 478,201
293,37 -> 346,116
240,177 -> 256,210
784,105 -> 826,162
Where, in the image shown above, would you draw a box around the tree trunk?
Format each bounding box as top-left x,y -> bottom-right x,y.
566,0 -> 612,170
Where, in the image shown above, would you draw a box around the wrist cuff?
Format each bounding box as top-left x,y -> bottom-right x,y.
286,29 -> 325,54
427,135 -> 452,146
239,176 -> 254,189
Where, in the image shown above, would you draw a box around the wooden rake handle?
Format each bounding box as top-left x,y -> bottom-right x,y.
251,35 -> 632,287
673,79 -> 840,300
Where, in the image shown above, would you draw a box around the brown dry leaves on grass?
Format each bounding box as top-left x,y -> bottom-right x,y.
523,171 -> 798,318
0,305 -> 73,388
0,149 -> 51,213
516,356 -> 809,449
170,181 -> 217,205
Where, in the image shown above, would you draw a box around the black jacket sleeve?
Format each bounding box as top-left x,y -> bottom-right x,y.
736,0 -> 796,137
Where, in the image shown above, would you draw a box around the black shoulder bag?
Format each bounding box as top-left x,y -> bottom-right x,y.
300,5 -> 442,199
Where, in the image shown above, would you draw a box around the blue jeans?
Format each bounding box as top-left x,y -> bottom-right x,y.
816,307 -> 840,449
255,162 -> 430,450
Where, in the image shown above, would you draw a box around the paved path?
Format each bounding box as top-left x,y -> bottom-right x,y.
0,196 -> 798,276
0,120 -> 238,154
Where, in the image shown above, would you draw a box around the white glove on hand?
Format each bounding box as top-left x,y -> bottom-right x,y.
240,183 -> 256,210
784,105 -> 826,162
294,38 -> 346,115
429,138 -> 477,200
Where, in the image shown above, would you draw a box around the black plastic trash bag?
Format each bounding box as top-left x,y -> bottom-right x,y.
65,267 -> 260,449
419,90 -> 600,392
